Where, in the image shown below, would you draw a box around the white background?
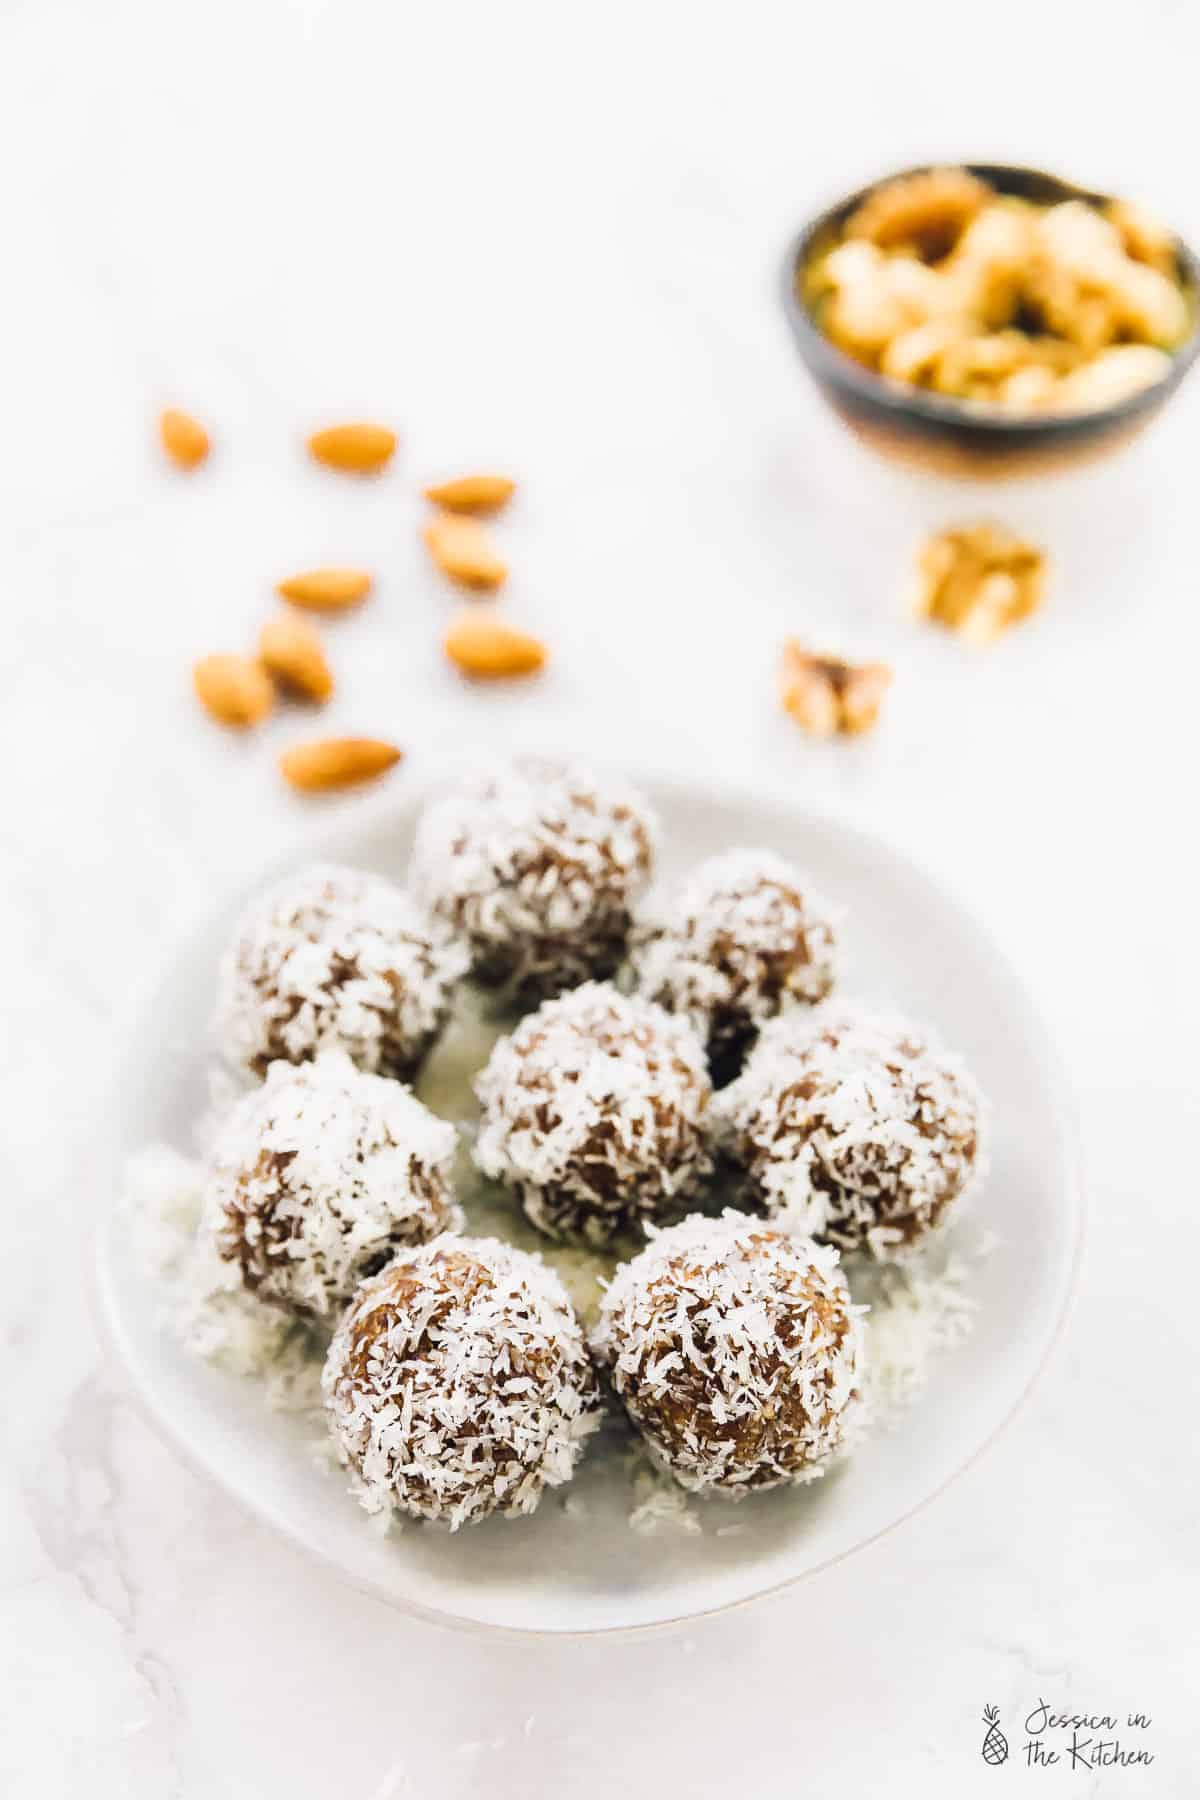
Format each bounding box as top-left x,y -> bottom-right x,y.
2,1 -> 1197,1794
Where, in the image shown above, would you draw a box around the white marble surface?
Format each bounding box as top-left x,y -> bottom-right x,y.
3,2 -> 1198,1793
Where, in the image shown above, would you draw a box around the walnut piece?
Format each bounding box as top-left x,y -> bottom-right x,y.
914,523 -> 1046,645
779,641 -> 892,736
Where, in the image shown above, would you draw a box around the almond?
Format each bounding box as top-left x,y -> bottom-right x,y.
276,568 -> 373,612
423,513 -> 507,590
308,423 -> 397,474
280,737 -> 402,792
443,610 -> 547,680
423,474 -> 516,514
160,408 -> 210,469
259,615 -> 333,703
193,654 -> 274,726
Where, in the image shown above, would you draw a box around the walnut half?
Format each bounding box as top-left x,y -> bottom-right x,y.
779,641 -> 893,736
913,522 -> 1047,644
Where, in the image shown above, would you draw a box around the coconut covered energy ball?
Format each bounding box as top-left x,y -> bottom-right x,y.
322,1235 -> 600,1528
631,848 -> 839,1081
592,1212 -> 863,1496
716,1006 -> 984,1256
202,1051 -> 462,1319
473,982 -> 714,1246
409,757 -> 656,999
217,863 -> 467,1081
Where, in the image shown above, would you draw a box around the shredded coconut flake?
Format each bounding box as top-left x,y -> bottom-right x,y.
217,863 -> 467,1080
857,1231 -> 991,1425
202,1050 -> 463,1319
410,757 -> 657,998
626,1447 -> 703,1535
473,981 -> 713,1246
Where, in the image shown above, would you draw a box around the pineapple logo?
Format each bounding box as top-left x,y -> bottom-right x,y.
980,1705 -> 1009,1766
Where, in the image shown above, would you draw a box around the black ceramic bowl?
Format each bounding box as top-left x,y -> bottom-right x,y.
782,163 -> 1200,478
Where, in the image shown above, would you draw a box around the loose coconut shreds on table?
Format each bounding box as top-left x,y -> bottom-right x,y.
715,1003 -> 987,1258
473,981 -> 714,1246
217,862 -> 468,1081
322,1234 -> 601,1530
630,848 -> 840,1075
409,757 -> 658,998
202,1051 -> 463,1320
592,1211 -> 865,1498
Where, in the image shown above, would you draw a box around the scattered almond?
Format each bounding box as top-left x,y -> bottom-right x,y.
423,513 -> 508,590
259,615 -> 333,703
423,474 -> 516,514
280,738 -> 402,792
194,654 -> 274,727
276,568 -> 373,613
160,409 -> 210,470
308,423 -> 397,474
443,610 -> 547,680
780,641 -> 892,737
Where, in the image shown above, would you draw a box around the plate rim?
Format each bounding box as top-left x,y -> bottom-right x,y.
90,769 -> 1086,1641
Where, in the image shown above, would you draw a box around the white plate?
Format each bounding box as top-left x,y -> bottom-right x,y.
92,775 -> 1082,1638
